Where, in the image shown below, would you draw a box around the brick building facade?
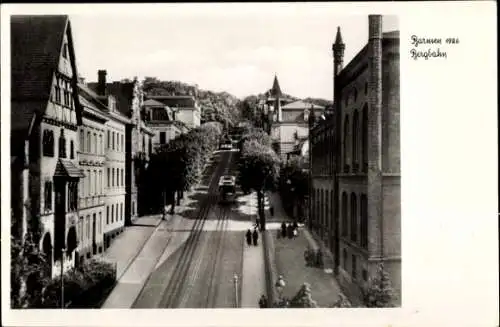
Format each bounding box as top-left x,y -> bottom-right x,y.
309,15 -> 401,304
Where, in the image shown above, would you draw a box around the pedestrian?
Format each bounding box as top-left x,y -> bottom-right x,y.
258,294 -> 268,308
293,221 -> 298,231
252,228 -> 259,246
281,222 -> 287,238
270,206 -> 274,217
246,229 -> 252,246
287,223 -> 294,239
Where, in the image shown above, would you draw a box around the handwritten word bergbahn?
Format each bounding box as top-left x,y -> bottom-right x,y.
409,35 -> 459,60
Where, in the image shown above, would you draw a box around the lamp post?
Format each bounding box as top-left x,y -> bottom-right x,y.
60,248 -> 65,309
233,274 -> 239,308
275,275 -> 286,306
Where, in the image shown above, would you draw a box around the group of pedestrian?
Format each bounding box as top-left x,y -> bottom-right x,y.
246,228 -> 259,246
280,221 -> 298,239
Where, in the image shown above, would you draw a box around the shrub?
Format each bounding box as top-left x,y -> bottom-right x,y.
361,263 -> 396,307
41,259 -> 116,308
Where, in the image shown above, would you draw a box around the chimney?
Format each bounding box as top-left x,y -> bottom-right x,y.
97,70 -> 107,96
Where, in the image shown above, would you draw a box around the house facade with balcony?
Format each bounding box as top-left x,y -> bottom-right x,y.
144,95 -> 201,130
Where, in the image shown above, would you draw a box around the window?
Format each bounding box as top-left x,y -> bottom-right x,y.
352,255 -> 357,279
362,269 -> 368,281
106,206 -> 109,224
352,110 -> 359,168
350,193 -> 357,242
142,135 -> 145,152
87,170 -> 90,196
121,169 -> 124,186
94,170 -> 97,196
44,181 -> 52,211
116,169 -> 119,187
132,201 -> 136,215
112,168 -> 115,187
62,43 -> 68,59
58,129 -> 67,158
107,168 -> 110,187
70,140 -> 74,159
43,130 -> 55,157
111,204 -> 114,223
99,212 -> 102,234
99,171 -> 102,194
121,135 -> 125,152
120,203 -> 123,221
80,217 -> 84,242
99,135 -> 103,154
86,215 -> 90,240
149,138 -> 152,155
54,84 -> 61,103
353,88 -> 358,102
87,131 -> 91,153
68,181 -> 78,212
112,132 -> 115,150
107,130 -> 110,149
80,130 -> 84,153
343,115 -> 349,170
116,204 -> 118,221
341,192 -> 348,237
360,194 -> 368,248
93,133 -> 97,154
362,105 -> 368,172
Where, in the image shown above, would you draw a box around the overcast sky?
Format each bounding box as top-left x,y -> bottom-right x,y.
69,6 -> 398,100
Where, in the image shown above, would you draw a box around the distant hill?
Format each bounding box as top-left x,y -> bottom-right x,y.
141,77 -> 333,127
142,77 -> 241,127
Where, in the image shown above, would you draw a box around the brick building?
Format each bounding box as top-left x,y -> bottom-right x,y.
309,15 -> 401,304
11,15 -> 84,277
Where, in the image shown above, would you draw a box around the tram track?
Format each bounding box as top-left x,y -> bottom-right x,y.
157,151 -> 233,308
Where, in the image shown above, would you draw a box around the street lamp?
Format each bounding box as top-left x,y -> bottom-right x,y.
275,275 -> 286,304
233,274 -> 239,308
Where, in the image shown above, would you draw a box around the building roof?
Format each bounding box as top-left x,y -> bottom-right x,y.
11,15 -> 69,133
54,159 -> 85,178
87,81 -> 136,117
281,100 -> 325,110
270,75 -> 282,97
143,98 -> 167,107
145,95 -> 196,108
383,30 -> 399,39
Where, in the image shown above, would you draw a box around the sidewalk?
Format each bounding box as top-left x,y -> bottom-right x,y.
241,237 -> 266,308
97,214 -> 163,279
101,216 -> 183,308
266,192 -> 345,307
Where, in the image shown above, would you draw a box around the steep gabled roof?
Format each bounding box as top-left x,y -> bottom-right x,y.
143,98 -> 167,107
11,15 -> 69,133
270,75 -> 282,97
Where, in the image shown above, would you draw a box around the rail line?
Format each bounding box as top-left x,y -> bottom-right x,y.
157,151 -> 233,308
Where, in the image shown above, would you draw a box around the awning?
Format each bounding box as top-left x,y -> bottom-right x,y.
54,159 -> 85,178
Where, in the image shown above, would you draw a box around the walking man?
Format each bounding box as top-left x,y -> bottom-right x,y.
252,228 -> 259,246
246,229 -> 252,246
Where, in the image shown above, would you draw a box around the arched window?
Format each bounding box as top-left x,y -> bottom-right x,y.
93,133 -> 97,154
58,129 -> 66,158
341,192 -> 348,237
343,115 -> 350,172
360,194 -> 368,248
350,193 -> 357,242
352,110 -> 359,171
362,104 -> 368,172
43,130 -> 54,157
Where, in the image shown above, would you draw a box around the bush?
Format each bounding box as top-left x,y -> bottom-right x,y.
361,263 -> 396,308
41,259 -> 116,308
331,294 -> 352,308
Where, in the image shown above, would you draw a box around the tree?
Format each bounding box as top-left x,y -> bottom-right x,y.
238,139 -> 280,230
361,263 -> 396,307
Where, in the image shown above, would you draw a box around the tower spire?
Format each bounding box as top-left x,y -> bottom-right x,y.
332,26 -> 346,76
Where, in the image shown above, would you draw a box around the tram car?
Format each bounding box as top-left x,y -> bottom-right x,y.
218,175 -> 237,203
